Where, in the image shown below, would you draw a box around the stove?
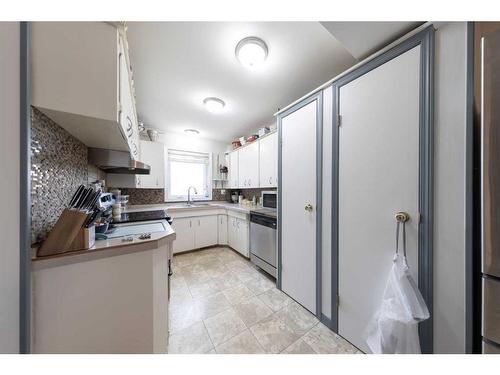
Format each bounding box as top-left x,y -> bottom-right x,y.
112,209 -> 172,225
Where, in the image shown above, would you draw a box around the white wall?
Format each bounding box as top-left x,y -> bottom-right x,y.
156,131 -> 229,155
156,131 -> 230,181
0,22 -> 20,353
433,21 -> 468,353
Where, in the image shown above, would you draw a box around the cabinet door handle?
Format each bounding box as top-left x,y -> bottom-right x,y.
269,177 -> 272,184
189,220 -> 192,228
198,219 -> 200,226
237,220 -> 240,229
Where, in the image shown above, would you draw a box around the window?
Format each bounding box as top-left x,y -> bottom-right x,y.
166,149 -> 212,202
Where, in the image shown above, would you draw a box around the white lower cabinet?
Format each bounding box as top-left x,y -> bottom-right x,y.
171,210 -> 248,256
171,218 -> 195,253
172,215 -> 218,254
227,216 -> 249,257
195,215 -> 218,248
218,214 -> 228,245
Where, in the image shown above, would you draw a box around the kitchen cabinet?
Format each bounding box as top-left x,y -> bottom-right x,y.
259,132 -> 278,188
171,218 -> 195,253
228,216 -> 249,257
238,141 -> 259,188
31,22 -> 140,158
107,140 -> 166,189
118,35 -> 140,160
195,215 -> 218,248
218,214 -> 228,245
138,140 -> 166,188
172,215 -> 218,254
228,151 -> 239,188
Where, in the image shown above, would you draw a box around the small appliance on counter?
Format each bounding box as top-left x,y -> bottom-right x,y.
249,191 -> 277,277
231,192 -> 239,204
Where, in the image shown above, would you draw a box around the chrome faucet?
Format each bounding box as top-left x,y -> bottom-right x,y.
187,186 -> 198,206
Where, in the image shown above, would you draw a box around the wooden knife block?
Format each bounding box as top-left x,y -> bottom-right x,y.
37,208 -> 95,257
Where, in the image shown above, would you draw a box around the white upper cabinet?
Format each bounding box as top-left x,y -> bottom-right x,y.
228,151 -> 239,188
117,36 -> 140,160
259,132 -> 277,188
238,141 -> 259,188
228,133 -> 277,189
137,140 -> 166,189
31,22 -> 140,158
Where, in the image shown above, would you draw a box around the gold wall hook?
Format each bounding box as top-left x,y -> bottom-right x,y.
395,211 -> 410,223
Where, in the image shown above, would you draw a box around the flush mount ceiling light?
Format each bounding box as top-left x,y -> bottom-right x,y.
184,129 -> 200,135
235,37 -> 268,69
203,97 -> 225,114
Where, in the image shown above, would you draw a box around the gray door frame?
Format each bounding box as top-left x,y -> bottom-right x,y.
277,91 -> 323,319
20,21 -> 31,354
331,26 -> 435,353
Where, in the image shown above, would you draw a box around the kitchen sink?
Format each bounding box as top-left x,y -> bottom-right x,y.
168,203 -> 212,209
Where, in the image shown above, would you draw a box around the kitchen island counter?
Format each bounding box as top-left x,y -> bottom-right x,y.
31,220 -> 175,270
31,220 -> 174,354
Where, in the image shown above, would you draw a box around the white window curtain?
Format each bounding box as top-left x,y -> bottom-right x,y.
166,149 -> 212,201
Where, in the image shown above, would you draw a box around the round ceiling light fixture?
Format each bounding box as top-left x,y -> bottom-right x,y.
184,129 -> 200,135
235,37 -> 268,69
203,97 -> 225,114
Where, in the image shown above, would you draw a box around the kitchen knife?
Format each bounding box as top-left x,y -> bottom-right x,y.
87,189 -> 102,211
75,188 -> 92,210
85,190 -> 101,211
84,210 -> 102,228
80,189 -> 96,211
68,185 -> 85,208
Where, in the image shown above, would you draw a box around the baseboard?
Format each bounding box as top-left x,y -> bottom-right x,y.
172,244 -> 249,260
321,313 -> 334,330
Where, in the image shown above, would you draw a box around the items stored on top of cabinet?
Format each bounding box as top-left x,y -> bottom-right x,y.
31,22 -> 140,160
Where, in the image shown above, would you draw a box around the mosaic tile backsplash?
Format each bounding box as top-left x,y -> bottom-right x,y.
116,188 -> 165,205
31,107 -> 88,244
114,188 -> 231,205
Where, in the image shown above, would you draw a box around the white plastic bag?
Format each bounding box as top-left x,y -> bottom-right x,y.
365,222 -> 430,354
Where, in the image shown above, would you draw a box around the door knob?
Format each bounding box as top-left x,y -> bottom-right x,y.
304,204 -> 313,212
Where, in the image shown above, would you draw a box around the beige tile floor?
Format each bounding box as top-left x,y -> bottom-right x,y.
168,246 -> 361,354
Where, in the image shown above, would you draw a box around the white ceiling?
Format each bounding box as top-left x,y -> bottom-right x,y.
126,22 -> 355,142
320,22 -> 422,60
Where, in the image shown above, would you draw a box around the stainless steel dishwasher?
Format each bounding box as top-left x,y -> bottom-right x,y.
250,210 -> 277,278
